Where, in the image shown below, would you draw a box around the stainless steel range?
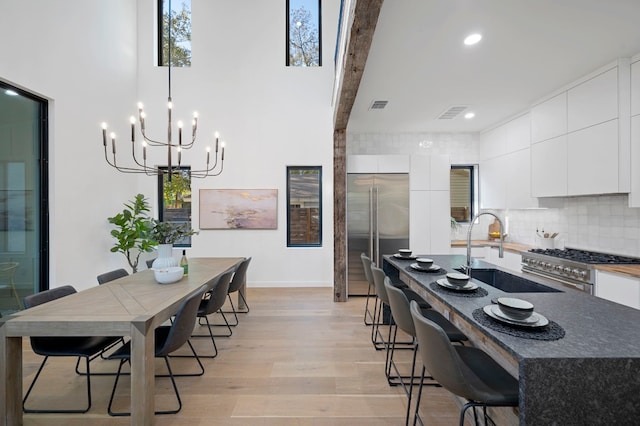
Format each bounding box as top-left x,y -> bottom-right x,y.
521,247 -> 640,294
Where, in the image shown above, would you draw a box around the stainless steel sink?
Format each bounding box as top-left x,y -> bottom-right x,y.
456,268 -> 563,293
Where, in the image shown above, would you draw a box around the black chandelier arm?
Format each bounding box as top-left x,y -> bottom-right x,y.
104,147 -> 157,174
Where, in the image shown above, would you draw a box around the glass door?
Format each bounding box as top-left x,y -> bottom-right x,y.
0,82 -> 48,314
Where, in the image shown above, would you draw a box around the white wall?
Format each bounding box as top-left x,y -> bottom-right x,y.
0,0 -> 338,290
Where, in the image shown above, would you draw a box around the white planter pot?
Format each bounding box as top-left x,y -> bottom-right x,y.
152,244 -> 178,269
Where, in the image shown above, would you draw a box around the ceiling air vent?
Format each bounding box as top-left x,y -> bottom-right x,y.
437,105 -> 467,120
369,100 -> 388,110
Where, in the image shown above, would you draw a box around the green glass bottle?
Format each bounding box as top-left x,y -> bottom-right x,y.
180,250 -> 189,276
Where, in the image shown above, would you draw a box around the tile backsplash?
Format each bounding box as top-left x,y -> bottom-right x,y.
493,194 -> 640,257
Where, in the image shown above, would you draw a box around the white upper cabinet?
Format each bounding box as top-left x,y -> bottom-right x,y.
480,113 -> 536,208
530,60 -> 631,197
567,120 -> 619,195
567,67 -> 618,132
632,60 -> 640,117
409,154 -> 450,191
479,155 -> 507,209
347,155 -> 410,173
531,135 -> 568,197
505,114 -> 531,152
531,93 -> 567,144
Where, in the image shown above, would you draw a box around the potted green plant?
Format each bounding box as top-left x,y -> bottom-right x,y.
149,220 -> 198,268
107,194 -> 157,273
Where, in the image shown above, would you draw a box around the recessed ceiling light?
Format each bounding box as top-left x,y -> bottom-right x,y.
464,112 -> 475,119
464,33 -> 482,46
5,89 -> 18,96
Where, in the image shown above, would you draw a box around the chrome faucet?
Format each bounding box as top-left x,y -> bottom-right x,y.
465,212 -> 504,274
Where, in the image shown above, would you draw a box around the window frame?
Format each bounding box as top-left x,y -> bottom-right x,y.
286,0 -> 322,67
157,0 -> 192,67
157,166 -> 192,247
286,166 -> 322,247
450,165 -> 476,224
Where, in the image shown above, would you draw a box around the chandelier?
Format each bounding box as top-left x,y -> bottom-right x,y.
100,0 -> 224,179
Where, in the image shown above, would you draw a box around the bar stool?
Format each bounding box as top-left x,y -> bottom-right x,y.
385,280 -> 467,424
409,300 -> 519,426
360,253 -> 378,326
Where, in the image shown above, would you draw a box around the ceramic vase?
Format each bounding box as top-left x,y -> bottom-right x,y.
152,244 -> 178,269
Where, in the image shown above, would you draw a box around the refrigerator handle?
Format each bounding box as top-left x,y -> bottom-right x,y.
375,186 -> 380,266
369,186 -> 374,261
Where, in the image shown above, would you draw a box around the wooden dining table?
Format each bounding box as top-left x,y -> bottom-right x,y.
0,257 -> 244,425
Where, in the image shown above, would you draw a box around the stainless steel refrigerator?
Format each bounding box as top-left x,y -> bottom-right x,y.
347,173 -> 410,296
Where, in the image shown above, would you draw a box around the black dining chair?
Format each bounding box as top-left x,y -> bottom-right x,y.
222,257 -> 251,325
107,284 -> 209,416
171,270 -> 235,359
196,270 -> 235,339
409,300 -> 519,426
97,268 -> 129,284
22,285 -> 123,414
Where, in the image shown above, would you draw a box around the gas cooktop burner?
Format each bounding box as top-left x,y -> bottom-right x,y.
528,248 -> 640,264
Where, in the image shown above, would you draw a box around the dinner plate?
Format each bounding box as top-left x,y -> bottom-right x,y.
436,278 -> 478,291
410,263 -> 441,272
483,305 -> 549,328
394,253 -> 417,260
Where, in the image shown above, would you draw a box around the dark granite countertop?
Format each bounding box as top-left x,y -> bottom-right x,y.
385,254 -> 640,362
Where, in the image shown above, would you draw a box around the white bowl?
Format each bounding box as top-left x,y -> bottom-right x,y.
497,297 -> 534,320
446,272 -> 470,287
416,257 -> 434,268
398,249 -> 413,257
153,266 -> 184,284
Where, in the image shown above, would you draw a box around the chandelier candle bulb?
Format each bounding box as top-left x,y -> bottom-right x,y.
130,116 -> 135,142
102,123 -> 107,146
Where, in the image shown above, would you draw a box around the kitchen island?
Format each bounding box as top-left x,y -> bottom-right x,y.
384,254 -> 640,425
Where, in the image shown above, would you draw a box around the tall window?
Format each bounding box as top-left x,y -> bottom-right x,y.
287,166 -> 322,247
158,167 -> 192,247
0,81 -> 48,313
450,166 -> 475,223
286,0 -> 322,66
158,0 -> 192,67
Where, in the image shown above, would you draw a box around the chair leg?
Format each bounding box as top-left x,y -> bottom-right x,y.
363,284 -> 376,325
108,350 -> 200,416
238,290 -> 250,313
24,355 -> 91,414
413,366 -> 426,426
225,294 -> 240,326
178,316 -> 219,359
163,340 -> 206,376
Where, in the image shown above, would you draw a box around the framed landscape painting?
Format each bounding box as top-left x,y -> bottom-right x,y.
199,189 -> 278,229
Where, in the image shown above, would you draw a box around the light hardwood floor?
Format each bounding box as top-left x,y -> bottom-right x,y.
20,287 -> 460,425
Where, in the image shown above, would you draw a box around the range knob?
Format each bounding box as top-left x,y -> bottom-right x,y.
571,269 -> 581,278
563,266 -> 572,275
542,262 -> 552,270
579,270 -> 588,279
553,264 -> 563,272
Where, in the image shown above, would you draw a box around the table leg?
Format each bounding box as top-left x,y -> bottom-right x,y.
0,326 -> 22,426
131,320 -> 154,425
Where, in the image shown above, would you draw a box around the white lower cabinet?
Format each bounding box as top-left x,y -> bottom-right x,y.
489,248 -> 523,273
595,271 -> 640,310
